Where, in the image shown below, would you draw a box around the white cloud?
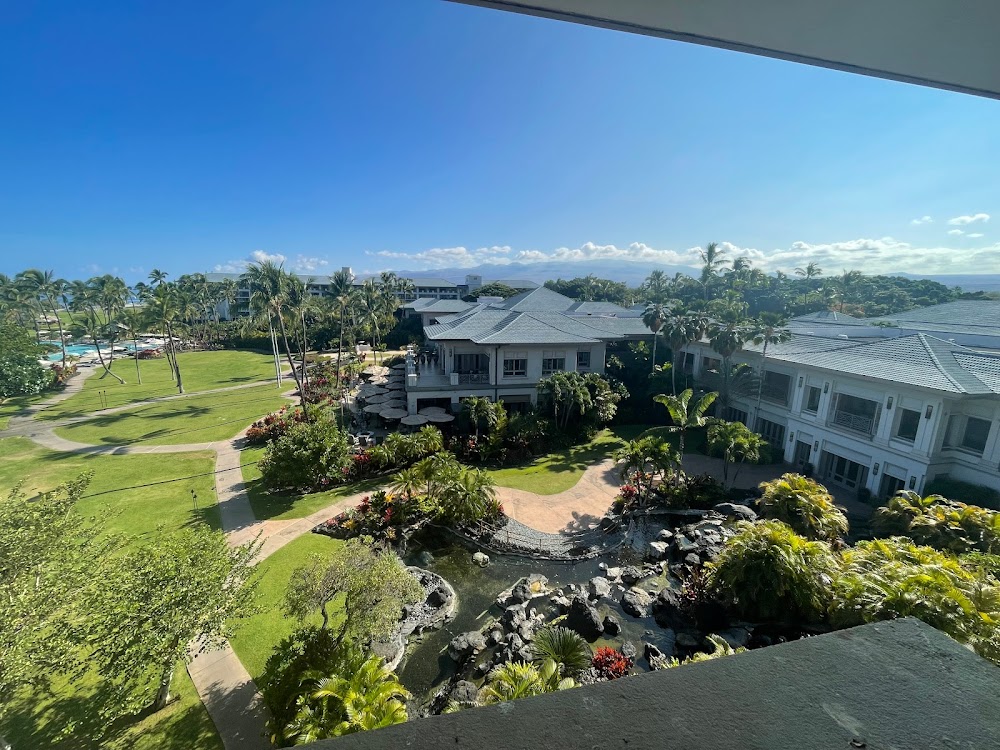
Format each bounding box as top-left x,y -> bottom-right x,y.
292,255 -> 330,273
214,250 -> 332,274
910,216 -> 933,225
947,213 -> 990,226
948,229 -> 965,236
967,233 -> 985,239
250,250 -> 287,264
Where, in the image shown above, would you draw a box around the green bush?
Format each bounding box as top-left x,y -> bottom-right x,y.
871,491 -> 1000,554
259,412 -> 351,491
531,626 -> 592,676
705,520 -> 838,623
831,537 -> 1000,664
926,477 -> 1000,510
758,473 -> 849,542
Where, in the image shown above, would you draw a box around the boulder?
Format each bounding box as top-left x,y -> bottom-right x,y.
719,627 -> 752,649
620,641 -> 638,660
652,588 -> 694,630
550,595 -> 571,613
427,585 -> 452,608
448,631 -> 486,663
517,619 -> 537,642
602,614 -> 622,636
620,566 -> 642,585
417,550 -> 435,566
501,604 -> 526,631
712,502 -> 757,521
472,551 -> 490,567
510,581 -> 534,604
565,595 -> 605,641
674,534 -> 697,555
605,566 -> 623,581
621,587 -> 653,618
643,642 -> 664,662
588,576 -> 612,600
450,680 -> 479,705
683,553 -> 701,567
646,541 -> 670,560
657,528 -> 675,542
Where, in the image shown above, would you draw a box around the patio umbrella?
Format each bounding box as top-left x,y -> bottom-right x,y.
363,393 -> 390,403
379,407 -> 408,420
386,382 -> 405,390
369,376 -> 389,385
382,399 -> 407,409
362,365 -> 390,377
418,406 -> 447,415
357,386 -> 387,395
424,412 -> 455,423
400,414 -> 429,426
363,404 -> 386,414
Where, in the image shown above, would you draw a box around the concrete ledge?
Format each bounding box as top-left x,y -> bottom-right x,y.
321,618 -> 1000,749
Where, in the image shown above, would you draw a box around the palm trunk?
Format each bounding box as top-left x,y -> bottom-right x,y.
299,310 -> 309,391
276,313 -> 306,413
269,322 -> 283,386
167,322 -> 183,393
336,302 -> 346,384
47,296 -> 68,369
671,350 -> 678,395
650,332 -> 658,373
93,335 -> 126,384
752,341 -> 769,431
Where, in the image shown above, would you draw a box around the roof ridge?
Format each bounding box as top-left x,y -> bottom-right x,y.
914,333 -> 964,391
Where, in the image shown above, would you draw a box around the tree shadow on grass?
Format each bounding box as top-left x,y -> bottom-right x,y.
245,477 -> 383,522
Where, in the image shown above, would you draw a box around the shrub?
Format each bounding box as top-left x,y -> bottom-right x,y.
591,646 -> 632,680
871,491 -> 1000,554
246,404 -> 308,446
926,477 -> 1000,510
705,520 -> 838,623
663,633 -> 747,669
831,537 -> 1000,664
258,413 -> 351,491
652,471 -> 728,510
531,626 -> 592,676
758,473 -> 848,542
0,351 -> 51,399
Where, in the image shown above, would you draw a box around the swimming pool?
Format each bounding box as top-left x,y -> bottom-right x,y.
43,341 -> 159,361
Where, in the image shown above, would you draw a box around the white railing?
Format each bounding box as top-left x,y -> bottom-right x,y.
832,410 -> 875,435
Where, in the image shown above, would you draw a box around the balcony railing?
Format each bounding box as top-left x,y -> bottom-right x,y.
831,410 -> 875,436
455,372 -> 489,384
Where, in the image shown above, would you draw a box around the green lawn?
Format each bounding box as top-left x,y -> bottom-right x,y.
487,427 -> 648,495
55,384 -> 289,447
230,534 -> 342,683
241,446 -> 382,521
0,437 -> 223,749
0,437 -> 221,536
39,350 -> 281,421
0,391 -> 50,430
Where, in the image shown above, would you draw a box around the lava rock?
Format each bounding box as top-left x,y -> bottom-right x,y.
550,595 -> 571,613
427,585 -> 451,608
652,588 -> 694,630
712,502 -> 757,521
621,587 -> 653,618
657,529 -> 675,542
620,566 -> 642,585
511,581 -> 534,604
684,553 -> 701,567
450,680 -> 479,705
605,566 -> 622,581
676,632 -> 702,648
448,631 -> 486,662
602,614 -> 622,636
646,541 -> 670,560
620,641 -> 638,660
719,627 -> 752,649
565,595 -> 604,641
515,646 -> 534,664
487,628 -> 504,646
588,576 -> 612,600
675,534 -> 697,555
417,550 -> 435,566
517,619 -> 537,642
643,642 -> 664,662
472,551 -> 490,567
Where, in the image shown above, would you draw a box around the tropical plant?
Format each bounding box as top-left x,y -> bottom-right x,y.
661,312 -> 705,394
831,537 -> 1000,664
591,646 -> 633,680
642,302 -> 670,373
748,312 -> 791,426
705,520 -> 838,623
653,388 -> 717,456
706,419 -> 768,488
871,491 -> 1000,554
758,473 -> 848,542
478,659 -> 574,704
259,413 -> 352,491
537,371 -> 625,434
0,321 -> 50,399
663,633 -> 747,669
698,242 -> 727,301
613,435 -> 680,500
530,626 -> 592,676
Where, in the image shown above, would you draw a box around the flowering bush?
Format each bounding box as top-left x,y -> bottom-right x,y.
302,363 -> 343,404
50,361 -> 78,385
258,413 -> 351,491
591,646 -> 632,680
316,490 -> 426,540
136,348 -> 163,359
246,405 -> 309,446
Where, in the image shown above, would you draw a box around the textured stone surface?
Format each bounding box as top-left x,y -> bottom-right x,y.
325,619 -> 1000,750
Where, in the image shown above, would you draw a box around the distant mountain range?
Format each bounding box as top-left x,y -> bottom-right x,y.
392,261 -> 1000,292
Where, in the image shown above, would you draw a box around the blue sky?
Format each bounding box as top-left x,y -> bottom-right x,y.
1,0 -> 997,282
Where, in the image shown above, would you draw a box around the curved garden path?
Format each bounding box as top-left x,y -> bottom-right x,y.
1,371 -> 636,749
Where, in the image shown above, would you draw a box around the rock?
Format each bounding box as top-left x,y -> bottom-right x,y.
602,614 -> 622,636
676,632 -> 702,648
719,627 -> 752,649
620,566 -> 642,585
598,562 -> 608,571
448,631 -> 486,662
620,641 -> 638,660
646,541 -> 670,560
506,633 -> 525,650
565,595 -> 604,641
487,629 -> 504,646
550,595 -> 571,613
515,646 -> 534,664
652,588 -> 694,630
657,529 -> 675,542
621,587 -> 653,618
605,566 -> 622,580
517,619 -> 537,642
643,642 -> 664,662
712,502 -> 757,521
588,576 -> 612,600
660,628 -> 677,657
417,550 -> 435,566
675,534 -> 697,555
427,585 -> 451,608
501,604 -> 526,631
474,661 -> 491,677
684,553 -> 701,567
472,551 -> 490,567
511,581 -> 534,603
450,680 -> 479,705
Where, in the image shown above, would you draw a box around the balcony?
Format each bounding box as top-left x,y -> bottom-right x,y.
760,384 -> 789,405
455,371 -> 489,385
831,410 -> 875,436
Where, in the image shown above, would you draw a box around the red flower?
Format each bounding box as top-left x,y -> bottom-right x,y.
592,647 -> 632,680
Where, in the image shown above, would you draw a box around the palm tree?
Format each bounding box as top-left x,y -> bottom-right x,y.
413,425 -> 444,455
463,396 -> 495,440
479,660 -> 573,704
439,468 -> 497,524
531,626 -> 592,676
707,419 -> 769,488
698,242 -> 727,301
707,301 -> 750,410
328,269 -> 355,382
653,388 -> 718,457
642,303 -> 670,373
748,312 -> 792,429
68,283 -> 126,384
836,269 -> 865,312
17,269 -> 69,368
794,262 -> 823,280
120,306 -> 147,384
149,268 -> 168,287
613,436 -> 680,498
389,467 -> 423,503
147,283 -> 185,392
661,312 -> 704,395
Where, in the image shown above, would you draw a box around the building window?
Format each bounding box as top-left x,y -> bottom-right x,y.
503,354 -> 527,378
804,386 -> 822,413
682,352 -> 695,372
542,351 -> 565,375
576,350 -> 591,370
894,408 -> 920,442
830,393 -> 879,436
703,356 -> 721,372
962,417 -> 992,454
761,371 -> 791,404
724,407 -> 748,425
755,417 -> 786,448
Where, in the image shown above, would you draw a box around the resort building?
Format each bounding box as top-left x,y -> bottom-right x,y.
687,302 -> 1000,497
403,287 -> 647,414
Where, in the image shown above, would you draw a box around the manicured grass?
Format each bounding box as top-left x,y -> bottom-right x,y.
55,384 -> 290,446
241,446 -> 382,521
230,534 -> 342,683
0,437 -> 221,535
487,427 -> 645,495
1,664 -> 222,750
0,391 -> 50,430
39,350 -> 281,420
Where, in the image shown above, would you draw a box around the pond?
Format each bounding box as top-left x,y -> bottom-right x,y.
398,520 -> 679,703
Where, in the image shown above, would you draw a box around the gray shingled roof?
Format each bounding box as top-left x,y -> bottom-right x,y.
410,299 -> 476,314
500,287 -> 578,312
761,333 -> 1000,394
789,310 -> 869,326
881,301 -> 1000,328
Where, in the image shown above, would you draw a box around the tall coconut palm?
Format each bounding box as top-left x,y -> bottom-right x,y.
698,241 -> 727,301
653,388 -> 718,458
707,299 -> 750,411
147,283 -> 185,392
749,312 -> 792,429
328,269 -> 355,383
149,268 -> 168,287
68,282 -> 126,384
642,302 -> 670,373
120,306 -> 147,384
17,269 -> 69,368
661,312 -> 705,395
242,260 -> 305,405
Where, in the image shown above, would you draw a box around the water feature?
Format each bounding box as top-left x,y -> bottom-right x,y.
398,521 -> 679,703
